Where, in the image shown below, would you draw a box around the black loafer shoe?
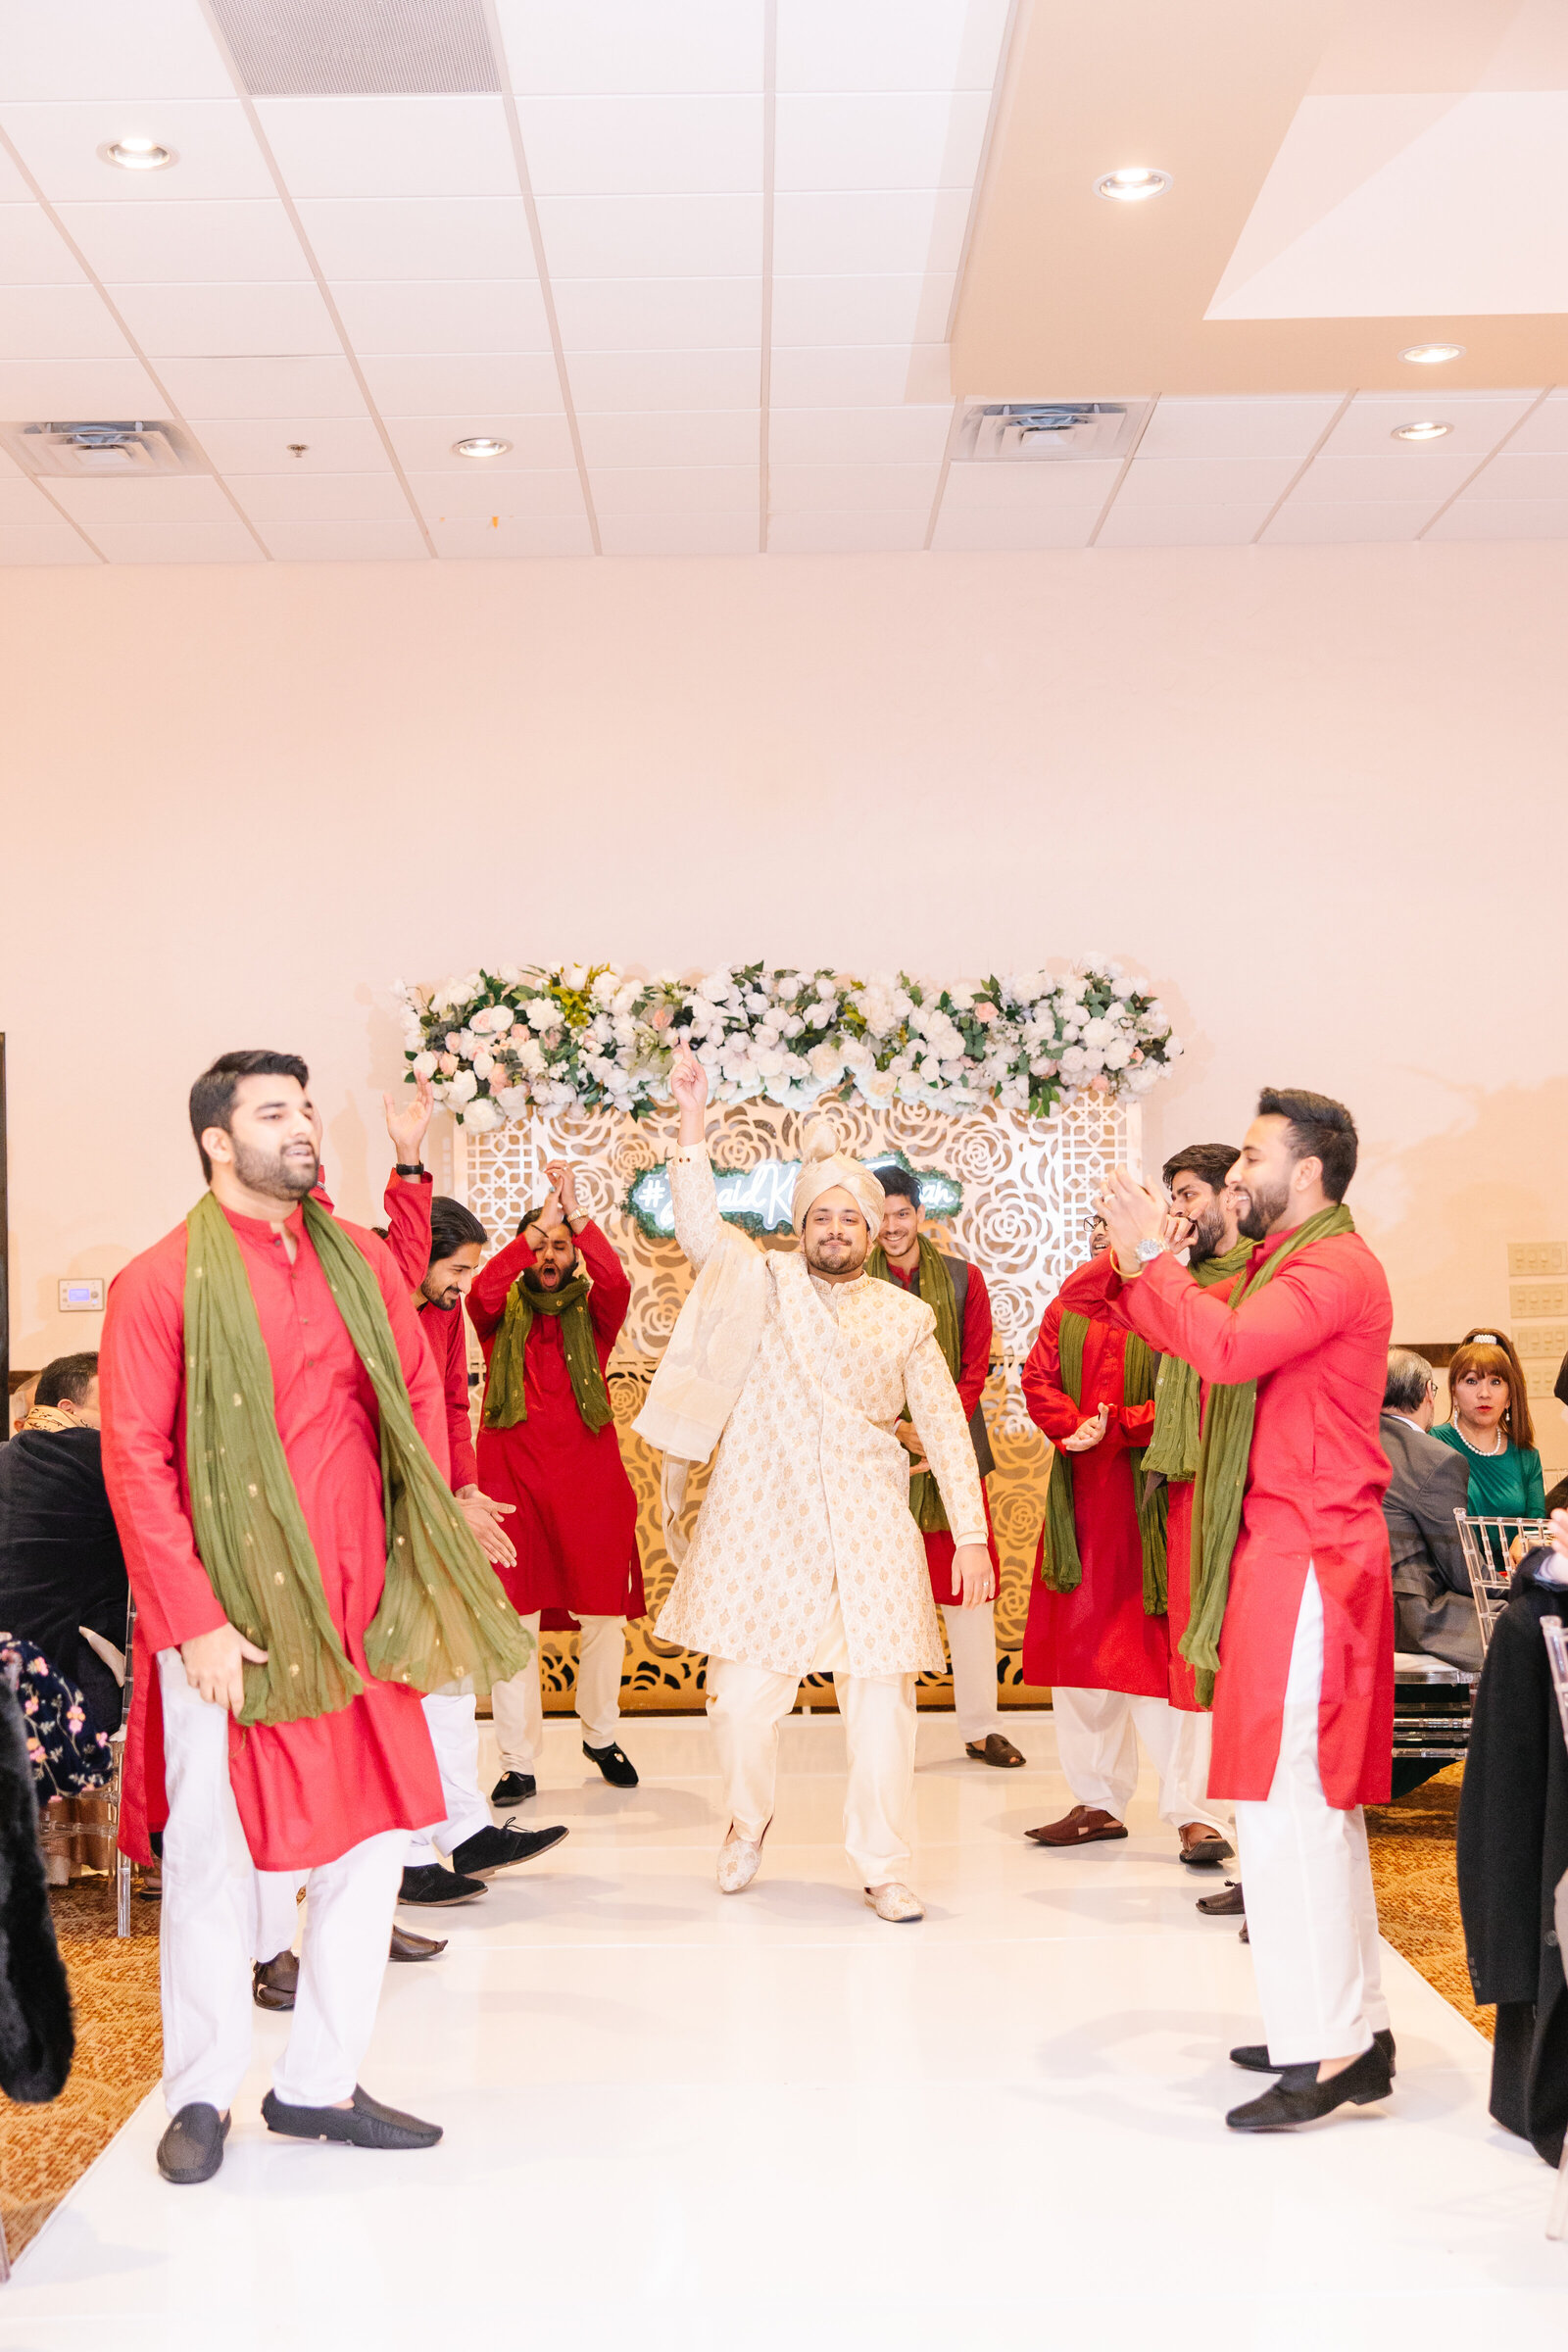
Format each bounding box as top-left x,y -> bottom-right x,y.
253,1950 -> 299,2011
449,1823 -> 568,1877
398,1863 -> 487,1906
491,1771 -> 536,1807
584,1740 -> 639,1788
1225,2039 -> 1394,2132
261,2084 -> 442,2150
157,2102 -> 230,2184
1232,2026 -> 1396,2077
389,1924 -> 447,1962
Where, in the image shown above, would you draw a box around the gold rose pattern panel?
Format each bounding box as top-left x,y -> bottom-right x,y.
457,1100 -> 1132,1712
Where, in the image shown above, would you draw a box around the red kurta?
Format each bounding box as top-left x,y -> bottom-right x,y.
468,1222 -> 644,1629
379,1170 -> 478,1489
884,1253 -> 1002,1603
101,1203 -> 445,1870
1019,1266 -> 1164,1698
1111,1230 -> 1395,1807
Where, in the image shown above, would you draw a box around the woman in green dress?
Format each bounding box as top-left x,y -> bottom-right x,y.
1431,1331 -> 1546,1534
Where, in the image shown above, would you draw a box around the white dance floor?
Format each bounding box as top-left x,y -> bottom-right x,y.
5,1712 -> 1567,2348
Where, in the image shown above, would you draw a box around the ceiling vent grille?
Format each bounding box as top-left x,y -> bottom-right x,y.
3,421 -> 197,477
958,401 -> 1149,461
208,0 -> 500,96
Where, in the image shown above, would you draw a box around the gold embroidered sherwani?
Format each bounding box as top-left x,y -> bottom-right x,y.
655,1145 -> 987,1678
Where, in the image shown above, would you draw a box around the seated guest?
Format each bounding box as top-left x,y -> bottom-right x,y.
9,1372 -> 39,1438
1430,1329 -> 1545,1527
1379,1348 -> 1481,1672
0,1352 -> 128,1739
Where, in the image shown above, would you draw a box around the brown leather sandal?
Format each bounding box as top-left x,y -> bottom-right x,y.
966,1733 -> 1027,1768
1024,1805 -> 1128,1846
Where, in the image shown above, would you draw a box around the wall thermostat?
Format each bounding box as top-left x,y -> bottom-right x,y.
59,1279 -> 104,1312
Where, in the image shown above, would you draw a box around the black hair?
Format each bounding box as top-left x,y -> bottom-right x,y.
1256,1087 -> 1358,1202
429,1197 -> 487,1266
189,1050 -> 310,1183
37,1351 -> 99,1409
1161,1143 -> 1242,1195
875,1166 -> 923,1207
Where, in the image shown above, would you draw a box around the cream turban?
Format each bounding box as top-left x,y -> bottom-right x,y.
791,1118 -> 886,1237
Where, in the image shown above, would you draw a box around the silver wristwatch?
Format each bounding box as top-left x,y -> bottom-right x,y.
1135,1237 -> 1166,1263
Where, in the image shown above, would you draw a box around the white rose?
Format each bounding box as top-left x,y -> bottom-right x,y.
808,1042 -> 843,1078
1102,1041 -> 1131,1071
464,1098 -> 503,1133
524,1000 -> 554,1031
496,1084 -> 531,1115
754,1049 -> 786,1078
472,1050 -> 494,1081
412,1051 -> 438,1078
591,971 -> 618,1005
498,964 -> 521,985
564,964 -> 588,992
519,1041 -> 546,1076
1059,1046 -> 1087,1076
448,1069 -> 478,1105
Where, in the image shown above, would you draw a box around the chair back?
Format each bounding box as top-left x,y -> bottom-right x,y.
1543,1614 -> 1568,1752
1455,1511 -> 1554,1657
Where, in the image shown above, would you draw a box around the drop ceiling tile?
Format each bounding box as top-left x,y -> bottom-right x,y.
770,462 -> 940,513
90,520 -> 264,563
769,344 -> 951,408
1137,396 -> 1344,464
1461,451 -> 1568,500
772,274 -> 953,347
0,477 -> 63,524
930,506 -> 1098,552
331,280 -> 552,356
515,97 -> 762,196
188,416 -> 392,473
158,354 -> 368,416
776,0 -> 1011,93
534,194 -> 760,278
772,189 -> 967,277
1261,502 -> 1434,545
227,472 -> 414,525
262,518 -> 428,562
1095,505 -> 1266,549
58,200 -> 309,284
295,197 -> 538,281
385,414 -> 575,470
1426,500 -> 1568,542
767,509 -> 931,554
599,513 -> 758,556
254,97 -> 518,199
407,467 -> 586,519
1112,458 -> 1298,510
1319,391 -> 1539,461
1505,392 -> 1568,457
0,205 -> 89,285
577,410 -> 758,468
564,348 -> 760,412
1292,453 -> 1473,505
3,3 -> 232,101
428,514 -> 594,559
110,280 -> 339,358
768,406 -> 952,466
0,101 -> 274,204
774,93 -> 990,192
496,1 -> 763,94
0,356 -> 162,412
553,278 -> 760,353
589,466 -> 758,514
0,520 -> 100,564
0,285 -> 133,362
941,458 -> 1119,513
47,474 -> 231,525
358,354 -> 564,414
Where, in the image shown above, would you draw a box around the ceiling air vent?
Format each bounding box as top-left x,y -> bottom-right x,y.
3,420 -> 195,477
958,401 -> 1149,461
208,0 -> 500,96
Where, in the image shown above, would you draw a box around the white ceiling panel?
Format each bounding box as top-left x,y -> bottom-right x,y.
0,102 -> 274,204
0,148 -> 35,203
941,458 -> 1119,513
776,0 -> 1011,93
56,199 -> 309,283
1262,503 -> 1434,545
552,277 -> 760,352
772,274 -> 953,347
2,2 -> 232,102
0,355 -> 162,411
590,466 -> 758,514
331,279 -> 552,355
157,353 -> 368,416
1318,390 -> 1539,461
772,189 -> 967,278
227,472 -> 414,525
47,473 -> 232,524
385,414 -> 575,470
428,514 -> 594,559
254,97 -> 519,199
497,1 -> 763,95
515,97 -> 762,196
930,506 -> 1098,552
533,194 -> 760,279
1498,392 -> 1568,456
188,416 -> 392,473
766,406 -> 952,465
1291,453 -> 1472,506
0,476 -> 63,523
0,520 -> 99,564
774,93 -> 990,192
407,468 -> 586,519
262,518 -> 427,562
1137,396 -> 1343,463
0,205 -> 87,284
1426,500 -> 1568,542
358,353 -> 564,413
769,343 -> 951,408
1096,505 -> 1265,549
768,509 -> 930,553
0,284 -> 134,361
599,512 -> 758,556
564,348 -> 760,412
1112,457 -> 1298,509
109,279 -> 339,357
576,410 -> 759,468
1459,450 -> 1568,501
770,462 -> 941,513
295,197 -> 538,281
88,520 -> 264,562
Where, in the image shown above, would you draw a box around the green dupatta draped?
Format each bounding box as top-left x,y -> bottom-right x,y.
865,1234 -> 962,1534
1039,1307 -> 1167,1613
482,1211 -> 614,1436
1141,1239 -> 1256,1483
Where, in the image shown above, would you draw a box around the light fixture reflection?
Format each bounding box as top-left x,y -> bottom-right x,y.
1094,167 -> 1172,203
101,137 -> 174,172
1391,420 -> 1452,442
1400,342 -> 1465,366
453,435 -> 511,459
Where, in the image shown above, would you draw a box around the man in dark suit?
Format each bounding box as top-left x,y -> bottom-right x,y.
1379,1348 -> 1480,1672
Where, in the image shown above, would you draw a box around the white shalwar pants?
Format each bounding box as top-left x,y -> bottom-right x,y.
705,1592 -> 916,1887
1233,1567 -> 1390,2066
1052,1685 -> 1231,1838
158,1649 -> 405,2116
941,1599 -> 1004,1742
404,1690 -> 492,1865
491,1613 -> 625,1773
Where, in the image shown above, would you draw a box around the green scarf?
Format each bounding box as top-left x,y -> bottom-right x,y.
1182,1204 -> 1356,1704
865,1236 -> 962,1534
1040,1307 -> 1168,1613
483,1219 -> 614,1435
1142,1240 -> 1256,1482
183,1193 -> 532,1730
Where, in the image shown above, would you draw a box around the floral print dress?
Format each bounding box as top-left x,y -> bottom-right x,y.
0,1634 -> 114,1798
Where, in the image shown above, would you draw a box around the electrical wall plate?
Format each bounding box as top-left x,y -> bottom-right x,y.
58,1278 -> 104,1311
1508,1241 -> 1567,1277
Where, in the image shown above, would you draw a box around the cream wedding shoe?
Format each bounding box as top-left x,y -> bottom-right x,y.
716,1837 -> 762,1894
864,1882 -> 923,1923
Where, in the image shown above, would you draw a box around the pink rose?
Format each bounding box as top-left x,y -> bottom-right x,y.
1129,1047 -> 1144,1062
439,1053 -> 459,1075
974,1002 -> 997,1025
650,1004 -> 673,1032
1090,1073 -> 1110,1094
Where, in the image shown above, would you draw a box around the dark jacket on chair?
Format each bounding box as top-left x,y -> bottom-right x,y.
0,1426 -> 128,1735
1378,1410 -> 1482,1673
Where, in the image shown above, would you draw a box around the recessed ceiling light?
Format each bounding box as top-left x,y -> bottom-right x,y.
1094,167 -> 1172,204
1391,419 -> 1452,442
1400,342 -> 1465,366
453,435 -> 511,459
100,137 -> 175,172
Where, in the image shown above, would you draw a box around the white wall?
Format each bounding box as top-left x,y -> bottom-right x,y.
3,544 -> 1565,1448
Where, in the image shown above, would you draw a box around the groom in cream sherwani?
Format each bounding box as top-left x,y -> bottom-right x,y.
639,1043 -> 992,1922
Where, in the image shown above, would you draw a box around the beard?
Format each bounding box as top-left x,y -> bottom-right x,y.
231,1136 -> 318,1202
419,1279 -> 459,1311
1235,1175 -> 1289,1241
1186,1201 -> 1231,1264
524,1260 -> 575,1295
803,1230 -> 868,1279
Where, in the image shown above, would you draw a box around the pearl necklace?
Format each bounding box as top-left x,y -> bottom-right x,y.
1453,1420 -> 1505,1458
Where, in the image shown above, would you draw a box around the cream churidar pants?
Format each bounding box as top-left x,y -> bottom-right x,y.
941,1598 -> 1004,1742
1232,1567 -> 1390,2066
1052,1686 -> 1231,1837
705,1590 -> 916,1886
491,1613 -> 625,1772
158,1648 -> 405,2116
404,1691 -> 491,1864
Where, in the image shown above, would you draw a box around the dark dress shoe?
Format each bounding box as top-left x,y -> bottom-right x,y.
399,1863 -> 487,1906
1196,1880 -> 1246,1917
1025,1805 -> 1127,1846
157,2103 -> 230,2184
1232,2027 -> 1396,2077
450,1822 -> 568,1876
584,1740 -> 639,1788
261,2084 -> 442,2150
491,1771 -> 536,1807
1225,2039 -> 1394,2132
966,1733 -> 1026,1768
389,1924 -> 447,1962
253,1949 -> 299,2011
1178,1826 -> 1235,1869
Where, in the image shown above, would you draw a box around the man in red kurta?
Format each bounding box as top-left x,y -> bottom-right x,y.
101,1052 -> 449,2185
1099,1087 -> 1396,2132
469,1158 -> 645,1802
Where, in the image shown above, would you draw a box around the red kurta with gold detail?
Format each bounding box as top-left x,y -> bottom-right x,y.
468,1222 -> 645,1629
1019,1265 -> 1164,1698
883,1253 -> 1003,1603
1109,1231 -> 1395,1807
100,1203 -> 445,1871
379,1170 -> 478,1489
